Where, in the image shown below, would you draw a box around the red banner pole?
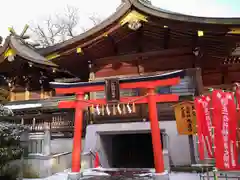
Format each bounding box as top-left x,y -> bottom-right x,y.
71,92 -> 84,172
234,83 -> 240,167
234,83 -> 240,110
228,92 -> 238,169
201,96 -> 214,158
147,88 -> 164,173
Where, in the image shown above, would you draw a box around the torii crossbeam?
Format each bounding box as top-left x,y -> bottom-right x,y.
50,70 -> 185,174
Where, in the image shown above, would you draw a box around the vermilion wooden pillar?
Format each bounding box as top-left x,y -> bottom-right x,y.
147,88 -> 164,173
71,92 -> 84,172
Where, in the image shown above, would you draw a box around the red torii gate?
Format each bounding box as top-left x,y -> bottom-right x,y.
51,70 -> 185,174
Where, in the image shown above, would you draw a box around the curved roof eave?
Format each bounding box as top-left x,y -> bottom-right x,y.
135,0 -> 240,25
9,36 -> 58,68
0,36 -> 75,76
41,0 -> 132,55
0,37 -> 11,56
41,0 -> 240,55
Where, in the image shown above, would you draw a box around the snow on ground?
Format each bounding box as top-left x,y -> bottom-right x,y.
24,172 -> 201,180
23,172 -> 68,180
170,172 -> 200,180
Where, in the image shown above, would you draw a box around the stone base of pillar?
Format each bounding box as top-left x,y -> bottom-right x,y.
153,171 -> 170,180
67,172 -> 82,180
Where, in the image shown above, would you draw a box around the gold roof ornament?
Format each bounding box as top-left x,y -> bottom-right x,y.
120,10 -> 148,30
197,30 -> 204,37
4,48 -> 16,58
228,28 -> 240,35
46,53 -> 60,60
4,48 -> 16,62
76,47 -> 83,54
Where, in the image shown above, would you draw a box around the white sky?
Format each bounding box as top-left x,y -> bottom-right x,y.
0,0 -> 239,39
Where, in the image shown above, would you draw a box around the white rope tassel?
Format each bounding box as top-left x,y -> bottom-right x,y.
96,105 -> 101,115
127,103 -> 132,113
117,104 -> 122,114
106,104 -> 111,115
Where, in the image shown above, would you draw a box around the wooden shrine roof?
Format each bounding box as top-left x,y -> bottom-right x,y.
0,35 -> 73,76
36,0 -> 240,79
0,36 -> 56,67
41,0 -> 240,55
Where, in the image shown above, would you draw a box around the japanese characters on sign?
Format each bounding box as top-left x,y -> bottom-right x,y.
186,105 -> 192,132
212,90 -> 238,170
174,101 -> 197,135
194,96 -> 213,159
105,78 -> 120,103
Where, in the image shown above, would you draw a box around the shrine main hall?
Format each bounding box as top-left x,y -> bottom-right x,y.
1,0 -> 240,178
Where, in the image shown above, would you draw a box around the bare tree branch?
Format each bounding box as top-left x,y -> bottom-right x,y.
30,6 -> 102,47
30,24 -> 51,47
89,14 -> 102,26
62,5 -> 79,37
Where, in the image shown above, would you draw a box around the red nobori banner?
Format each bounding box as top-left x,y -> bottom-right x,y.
194,97 -> 205,160
234,83 -> 240,109
212,90 -> 238,170
195,95 -> 214,159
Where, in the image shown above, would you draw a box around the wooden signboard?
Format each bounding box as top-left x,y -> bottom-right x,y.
173,101 -> 197,135
105,78 -> 120,103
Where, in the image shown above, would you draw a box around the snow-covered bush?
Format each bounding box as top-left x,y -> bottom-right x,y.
0,106 -> 28,179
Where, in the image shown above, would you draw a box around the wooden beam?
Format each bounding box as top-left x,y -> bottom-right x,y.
191,32 -> 200,68
221,63 -> 240,69
163,28 -> 170,49
58,94 -> 179,108
204,84 -> 233,90
136,27 -> 145,74
221,67 -> 225,84
94,47 -> 193,65
55,77 -> 180,94
108,35 -> 118,55
58,24 -> 121,56
137,27 -> 143,52
54,78 -> 81,83
134,27 -> 145,121
194,68 -> 204,95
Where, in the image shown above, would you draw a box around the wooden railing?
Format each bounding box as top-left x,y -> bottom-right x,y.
10,90 -> 54,101
22,114 -> 74,133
